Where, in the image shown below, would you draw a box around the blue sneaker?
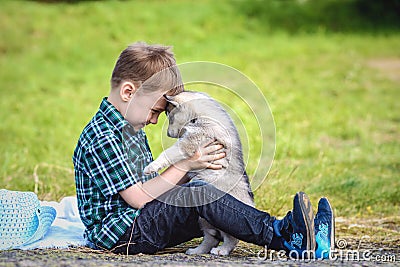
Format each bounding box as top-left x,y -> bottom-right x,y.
273,192 -> 316,259
314,197 -> 335,259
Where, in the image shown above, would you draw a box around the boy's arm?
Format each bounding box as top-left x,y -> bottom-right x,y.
119,144 -> 224,209
119,163 -> 188,209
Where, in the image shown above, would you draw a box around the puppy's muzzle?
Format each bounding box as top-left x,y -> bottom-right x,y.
167,127 -> 186,138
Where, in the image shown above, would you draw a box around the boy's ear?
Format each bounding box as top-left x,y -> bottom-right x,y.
120,81 -> 136,102
163,94 -> 179,107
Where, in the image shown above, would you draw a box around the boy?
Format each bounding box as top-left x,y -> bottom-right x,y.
73,42 -> 334,259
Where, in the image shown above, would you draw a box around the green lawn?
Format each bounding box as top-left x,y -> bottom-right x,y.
0,0 -> 399,218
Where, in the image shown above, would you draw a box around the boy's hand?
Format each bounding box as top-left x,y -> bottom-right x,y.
175,141 -> 226,172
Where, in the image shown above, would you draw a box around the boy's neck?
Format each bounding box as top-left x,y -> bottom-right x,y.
107,91 -> 123,114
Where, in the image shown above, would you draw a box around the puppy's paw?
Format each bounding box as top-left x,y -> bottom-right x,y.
210,246 -> 231,256
185,248 -> 200,255
186,247 -> 209,255
143,162 -> 160,174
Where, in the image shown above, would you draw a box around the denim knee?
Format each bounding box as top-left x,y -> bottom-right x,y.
185,180 -> 209,187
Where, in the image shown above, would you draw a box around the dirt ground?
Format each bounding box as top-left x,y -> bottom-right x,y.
0,217 -> 399,267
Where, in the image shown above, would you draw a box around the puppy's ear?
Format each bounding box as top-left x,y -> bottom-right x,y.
163,94 -> 179,107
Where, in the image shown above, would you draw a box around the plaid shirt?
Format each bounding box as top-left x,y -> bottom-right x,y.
73,97 -> 157,249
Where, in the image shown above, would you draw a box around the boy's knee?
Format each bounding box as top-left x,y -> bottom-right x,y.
185,180 -> 227,206
186,180 -> 209,188
186,180 -> 223,198
161,181 -> 225,207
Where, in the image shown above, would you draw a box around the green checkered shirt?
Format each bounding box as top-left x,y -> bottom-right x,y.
73,97 -> 157,250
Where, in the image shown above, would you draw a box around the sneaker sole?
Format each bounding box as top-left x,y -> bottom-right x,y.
324,197 -> 335,253
298,192 -> 316,254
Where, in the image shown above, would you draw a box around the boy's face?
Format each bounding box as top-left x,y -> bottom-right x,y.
125,90 -> 167,131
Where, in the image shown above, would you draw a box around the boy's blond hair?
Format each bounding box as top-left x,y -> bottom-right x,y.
111,42 -> 183,95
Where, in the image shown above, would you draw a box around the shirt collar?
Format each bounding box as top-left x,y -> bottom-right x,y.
99,97 -> 128,130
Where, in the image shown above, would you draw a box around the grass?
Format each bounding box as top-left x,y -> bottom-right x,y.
0,0 -> 399,218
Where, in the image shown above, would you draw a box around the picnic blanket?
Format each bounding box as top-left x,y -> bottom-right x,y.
19,196 -> 87,250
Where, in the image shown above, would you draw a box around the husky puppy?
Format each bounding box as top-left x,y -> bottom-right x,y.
144,91 -> 254,256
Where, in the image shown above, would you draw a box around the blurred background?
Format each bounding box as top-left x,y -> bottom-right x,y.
0,0 -> 399,218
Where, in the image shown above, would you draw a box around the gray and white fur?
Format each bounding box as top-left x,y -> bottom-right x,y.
144,91 -> 254,256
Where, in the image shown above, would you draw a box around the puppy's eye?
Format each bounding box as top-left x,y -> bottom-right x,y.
190,118 -> 197,123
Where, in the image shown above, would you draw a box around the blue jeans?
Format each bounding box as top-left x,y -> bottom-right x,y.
112,181 -> 275,254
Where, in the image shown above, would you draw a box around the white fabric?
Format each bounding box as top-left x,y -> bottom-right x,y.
19,196 -> 87,249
